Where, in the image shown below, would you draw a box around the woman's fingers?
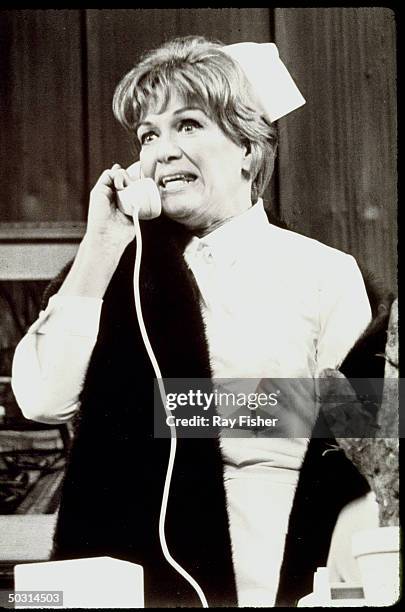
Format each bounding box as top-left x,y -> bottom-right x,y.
92,164 -> 131,191
111,163 -> 131,191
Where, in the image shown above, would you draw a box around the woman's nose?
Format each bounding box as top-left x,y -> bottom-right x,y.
156,134 -> 182,163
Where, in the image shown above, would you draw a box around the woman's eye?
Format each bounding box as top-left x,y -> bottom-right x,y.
179,119 -> 201,133
140,131 -> 157,145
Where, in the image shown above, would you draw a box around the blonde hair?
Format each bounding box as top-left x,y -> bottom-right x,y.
113,36 -> 277,203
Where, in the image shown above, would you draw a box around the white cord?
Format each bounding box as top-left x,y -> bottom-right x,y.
132,210 -> 209,608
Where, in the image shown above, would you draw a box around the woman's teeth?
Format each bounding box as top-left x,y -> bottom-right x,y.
161,175 -> 196,191
165,180 -> 190,191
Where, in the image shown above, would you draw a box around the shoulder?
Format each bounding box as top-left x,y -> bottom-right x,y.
263,212 -> 389,318
265,222 -> 356,276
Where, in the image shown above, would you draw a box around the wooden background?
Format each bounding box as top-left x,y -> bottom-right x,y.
275,8 -> 397,295
0,8 -> 397,351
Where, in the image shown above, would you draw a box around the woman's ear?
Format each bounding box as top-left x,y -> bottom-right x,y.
242,141 -> 253,174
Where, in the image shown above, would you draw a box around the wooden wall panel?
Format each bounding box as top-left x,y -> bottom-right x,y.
0,10 -> 86,222
275,8 -> 397,294
85,8 -> 272,187
1,9 -> 396,292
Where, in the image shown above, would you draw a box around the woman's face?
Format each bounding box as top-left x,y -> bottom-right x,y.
137,93 -> 252,234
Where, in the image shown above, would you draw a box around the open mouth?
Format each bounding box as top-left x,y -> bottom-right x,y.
159,173 -> 197,191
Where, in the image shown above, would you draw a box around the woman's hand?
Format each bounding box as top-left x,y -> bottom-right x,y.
86,163 -> 136,252
57,164 -> 139,299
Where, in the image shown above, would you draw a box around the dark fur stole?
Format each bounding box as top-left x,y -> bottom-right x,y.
47,216 -> 237,608
276,275 -> 395,606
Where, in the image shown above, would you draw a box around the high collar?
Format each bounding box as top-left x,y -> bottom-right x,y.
183,198 -> 269,267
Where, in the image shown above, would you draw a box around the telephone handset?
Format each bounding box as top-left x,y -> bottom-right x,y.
116,161 -> 162,220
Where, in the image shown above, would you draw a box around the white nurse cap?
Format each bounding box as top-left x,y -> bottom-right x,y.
222,42 -> 306,123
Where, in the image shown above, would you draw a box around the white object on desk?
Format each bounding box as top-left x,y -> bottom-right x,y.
297,567 -> 366,607
352,526 -> 400,606
14,556 -> 144,608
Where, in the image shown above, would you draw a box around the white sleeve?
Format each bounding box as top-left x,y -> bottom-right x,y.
316,254 -> 372,372
11,294 -> 103,424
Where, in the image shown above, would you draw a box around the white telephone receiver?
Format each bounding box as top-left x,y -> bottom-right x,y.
116,161 -> 162,220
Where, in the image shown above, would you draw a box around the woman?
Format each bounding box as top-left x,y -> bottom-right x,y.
12,36 -> 371,607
